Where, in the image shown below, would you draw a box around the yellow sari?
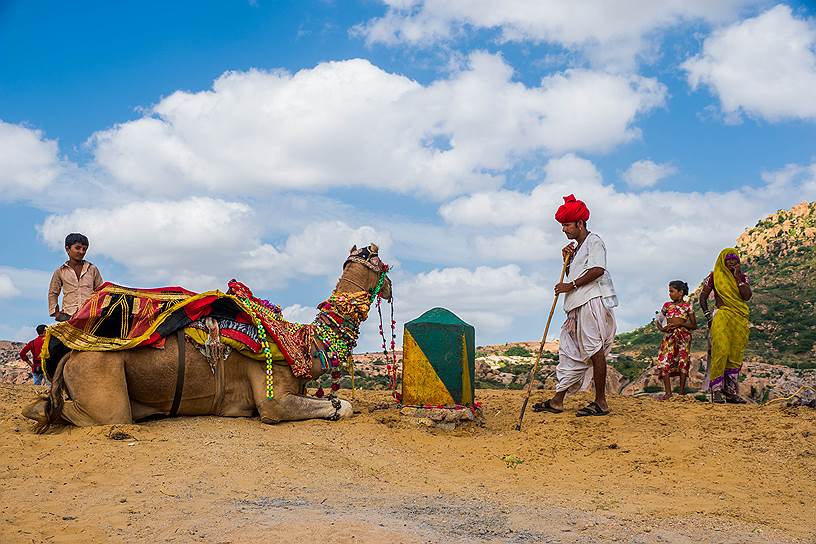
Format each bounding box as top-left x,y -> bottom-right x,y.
708,248 -> 750,391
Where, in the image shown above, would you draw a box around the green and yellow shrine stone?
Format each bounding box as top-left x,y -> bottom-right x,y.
402,308 -> 475,407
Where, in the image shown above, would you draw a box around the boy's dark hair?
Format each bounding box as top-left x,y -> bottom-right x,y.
669,280 -> 689,296
36,324 -> 47,335
65,233 -> 89,248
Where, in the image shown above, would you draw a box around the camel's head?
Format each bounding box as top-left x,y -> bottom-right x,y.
339,243 -> 392,302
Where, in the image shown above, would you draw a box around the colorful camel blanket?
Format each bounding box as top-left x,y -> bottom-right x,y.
41,281 -> 315,380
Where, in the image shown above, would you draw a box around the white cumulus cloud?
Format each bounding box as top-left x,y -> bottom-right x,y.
89,54 -> 664,200
355,0 -> 761,70
368,265 -> 551,346
622,159 -> 678,188
282,304 -> 319,324
0,120 -> 63,201
0,274 -> 20,298
39,198 -> 260,274
38,197 -> 392,292
684,4 -> 816,122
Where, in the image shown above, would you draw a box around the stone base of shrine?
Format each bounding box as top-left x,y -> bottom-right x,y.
399,406 -> 483,430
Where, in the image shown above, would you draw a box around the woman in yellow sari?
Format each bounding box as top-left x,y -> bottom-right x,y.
699,248 -> 752,403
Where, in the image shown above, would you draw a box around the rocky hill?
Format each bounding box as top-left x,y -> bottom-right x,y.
737,201 -> 816,362
0,341 -> 29,385
613,201 -> 816,400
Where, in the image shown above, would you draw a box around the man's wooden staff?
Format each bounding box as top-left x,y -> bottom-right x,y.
515,255 -> 570,431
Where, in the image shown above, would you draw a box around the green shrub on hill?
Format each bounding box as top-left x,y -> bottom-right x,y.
502,362 -> 533,375
611,354 -> 650,383
504,345 -> 532,357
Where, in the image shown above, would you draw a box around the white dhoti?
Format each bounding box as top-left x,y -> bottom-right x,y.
556,296 -> 617,394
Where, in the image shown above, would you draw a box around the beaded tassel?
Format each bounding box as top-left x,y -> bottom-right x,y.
256,318 -> 274,399
239,294 -> 284,400
377,296 -> 401,402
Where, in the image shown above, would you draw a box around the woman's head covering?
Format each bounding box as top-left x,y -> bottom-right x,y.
713,248 -> 749,318
555,194 -> 590,223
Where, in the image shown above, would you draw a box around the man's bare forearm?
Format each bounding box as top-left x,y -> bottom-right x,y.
573,267 -> 605,287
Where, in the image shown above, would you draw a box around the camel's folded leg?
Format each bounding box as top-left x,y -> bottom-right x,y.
62,351 -> 133,426
22,398 -> 48,423
246,355 -> 352,424
258,393 -> 353,424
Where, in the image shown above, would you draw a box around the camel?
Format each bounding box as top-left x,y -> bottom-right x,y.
23,244 -> 392,431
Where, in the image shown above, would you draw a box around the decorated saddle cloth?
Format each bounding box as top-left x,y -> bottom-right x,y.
41,280 -> 315,380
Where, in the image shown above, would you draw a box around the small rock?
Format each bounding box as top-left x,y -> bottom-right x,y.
62,515 -> 77,521
108,429 -> 132,441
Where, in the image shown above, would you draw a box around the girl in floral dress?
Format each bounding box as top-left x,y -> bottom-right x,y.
654,280 -> 697,400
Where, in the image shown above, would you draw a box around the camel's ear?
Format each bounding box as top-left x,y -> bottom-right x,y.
349,244 -> 357,255
369,243 -> 379,254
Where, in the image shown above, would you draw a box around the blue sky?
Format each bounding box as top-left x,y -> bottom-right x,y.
1,0 -> 815,348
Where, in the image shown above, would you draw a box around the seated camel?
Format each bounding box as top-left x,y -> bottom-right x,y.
24,244 -> 392,431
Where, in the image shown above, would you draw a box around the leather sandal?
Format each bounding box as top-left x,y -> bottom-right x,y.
576,402 -> 610,417
532,399 -> 563,414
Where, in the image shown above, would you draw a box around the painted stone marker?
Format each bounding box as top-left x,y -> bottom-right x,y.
402,307 -> 475,407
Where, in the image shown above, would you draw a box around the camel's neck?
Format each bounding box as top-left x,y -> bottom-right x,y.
334,278 -> 367,295
317,290 -> 372,328
312,290 -> 372,374
334,272 -> 372,296
333,262 -> 379,298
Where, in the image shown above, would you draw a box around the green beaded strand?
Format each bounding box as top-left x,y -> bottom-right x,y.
256,318 -> 274,400
244,296 -> 275,400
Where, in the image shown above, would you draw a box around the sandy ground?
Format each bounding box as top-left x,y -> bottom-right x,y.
1,384 -> 815,544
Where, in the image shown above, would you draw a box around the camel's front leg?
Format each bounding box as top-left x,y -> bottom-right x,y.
246,358 -> 352,423
259,393 -> 353,424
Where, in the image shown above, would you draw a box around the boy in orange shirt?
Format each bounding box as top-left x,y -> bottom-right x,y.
48,233 -> 103,321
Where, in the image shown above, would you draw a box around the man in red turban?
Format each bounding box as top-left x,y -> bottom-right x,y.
533,194 -> 617,417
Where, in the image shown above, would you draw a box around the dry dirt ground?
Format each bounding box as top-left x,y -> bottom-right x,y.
1,384 -> 815,544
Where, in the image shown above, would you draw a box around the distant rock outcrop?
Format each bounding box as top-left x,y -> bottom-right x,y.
0,340 -> 30,385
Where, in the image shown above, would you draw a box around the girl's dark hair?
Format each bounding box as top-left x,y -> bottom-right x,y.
669,280 -> 689,296
65,233 -> 89,248
36,324 -> 47,335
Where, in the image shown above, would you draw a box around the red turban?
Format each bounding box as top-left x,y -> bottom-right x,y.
555,194 -> 589,223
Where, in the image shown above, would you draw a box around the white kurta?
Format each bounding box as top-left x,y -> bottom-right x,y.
556,232 -> 618,394
563,233 -> 617,312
